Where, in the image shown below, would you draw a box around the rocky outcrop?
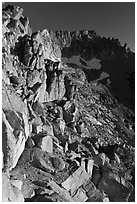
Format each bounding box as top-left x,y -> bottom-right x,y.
55,30 -> 135,110
98,172 -> 133,201
2,4 -> 135,202
2,173 -> 24,202
2,4 -> 31,171
2,82 -> 30,170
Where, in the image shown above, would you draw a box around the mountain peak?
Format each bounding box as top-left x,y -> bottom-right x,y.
2,5 -> 135,202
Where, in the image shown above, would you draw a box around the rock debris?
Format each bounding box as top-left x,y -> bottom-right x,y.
2,5 -> 135,202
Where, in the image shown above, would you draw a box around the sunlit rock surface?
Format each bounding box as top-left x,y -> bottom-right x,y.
2,5 -> 135,202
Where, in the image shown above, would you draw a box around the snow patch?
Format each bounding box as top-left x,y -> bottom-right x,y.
62,56 -> 101,70
86,58 -> 101,70
62,55 -> 81,66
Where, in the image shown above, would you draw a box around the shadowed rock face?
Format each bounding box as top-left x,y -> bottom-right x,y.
2,5 -> 135,202
54,30 -> 135,110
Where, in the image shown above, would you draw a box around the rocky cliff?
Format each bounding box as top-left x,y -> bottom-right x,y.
2,5 -> 135,202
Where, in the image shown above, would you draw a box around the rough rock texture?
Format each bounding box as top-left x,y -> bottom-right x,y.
2,5 -> 135,202
62,164 -> 90,194
98,172 -> 133,201
37,135 -> 53,153
2,82 -> 30,170
56,30 -> 135,111
2,173 -> 24,202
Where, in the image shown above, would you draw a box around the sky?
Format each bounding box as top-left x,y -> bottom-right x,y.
3,2 -> 135,51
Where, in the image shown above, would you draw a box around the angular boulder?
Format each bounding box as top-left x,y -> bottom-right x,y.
10,179 -> 23,190
73,187 -> 88,202
37,135 -> 53,153
98,172 -> 133,201
86,189 -> 103,202
93,153 -> 109,167
31,147 -> 54,173
2,111 -> 26,171
2,173 -> 24,202
62,165 -> 90,195
2,82 -> 30,170
50,156 -> 65,171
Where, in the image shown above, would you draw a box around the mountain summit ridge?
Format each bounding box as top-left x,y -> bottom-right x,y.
2,5 -> 135,202
3,4 -> 134,109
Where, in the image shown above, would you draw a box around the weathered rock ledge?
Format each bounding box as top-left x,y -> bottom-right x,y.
2,5 -> 135,202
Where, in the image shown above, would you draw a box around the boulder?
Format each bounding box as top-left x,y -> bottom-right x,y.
2,83 -> 30,137
32,101 -> 44,116
26,136 -> 35,148
83,180 -> 96,193
50,156 -> 65,171
73,187 -> 88,202
37,135 -> 53,153
87,159 -> 94,175
76,121 -> 85,133
35,187 -> 54,195
36,123 -> 43,134
86,185 -> 97,198
86,189 -> 103,202
92,166 -> 102,186
93,153 -> 109,167
52,120 -> 66,142
10,179 -> 23,190
31,147 -> 54,173
56,106 -> 63,119
63,101 -> 76,124
49,179 -> 74,202
114,153 -> 121,164
58,118 -> 65,135
98,172 -> 133,201
27,70 -> 43,88
31,116 -> 42,127
32,133 -> 53,153
2,82 -> 30,170
103,196 -> 109,202
2,111 -> 26,171
62,165 -> 90,195
68,141 -> 78,152
2,173 -> 24,202
42,123 -> 54,135
29,190 -> 35,198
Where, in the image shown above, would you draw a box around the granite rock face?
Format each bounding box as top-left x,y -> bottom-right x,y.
56,30 -> 135,110
2,173 -> 24,202
2,82 -> 30,170
2,5 -> 135,202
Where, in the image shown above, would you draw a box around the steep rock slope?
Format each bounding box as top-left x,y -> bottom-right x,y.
2,5 -> 135,202
55,30 -> 135,110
